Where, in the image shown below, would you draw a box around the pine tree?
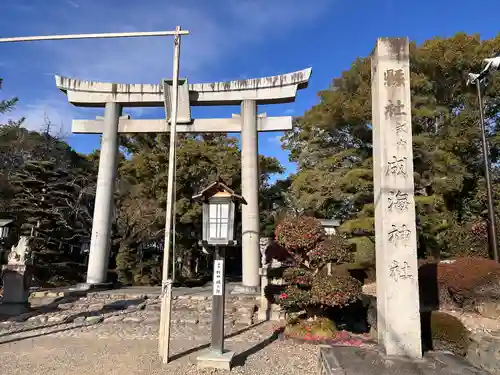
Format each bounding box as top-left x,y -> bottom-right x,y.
282,33 -> 500,261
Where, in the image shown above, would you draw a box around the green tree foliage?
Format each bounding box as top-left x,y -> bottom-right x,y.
0,80 -> 96,285
282,33 -> 500,260
114,133 -> 284,285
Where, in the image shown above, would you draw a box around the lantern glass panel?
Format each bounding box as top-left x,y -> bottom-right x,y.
208,200 -> 230,240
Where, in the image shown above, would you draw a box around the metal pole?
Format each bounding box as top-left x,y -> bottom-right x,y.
172,157 -> 177,284
0,30 -> 189,43
159,25 -> 182,363
476,80 -> 499,262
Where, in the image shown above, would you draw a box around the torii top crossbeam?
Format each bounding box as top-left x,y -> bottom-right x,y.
54,68 -> 312,107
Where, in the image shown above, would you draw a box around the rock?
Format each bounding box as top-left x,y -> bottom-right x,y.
104,315 -> 124,323
9,312 -> 35,322
235,315 -> 253,326
191,295 -> 208,301
123,316 -> 144,323
57,303 -> 74,310
177,295 -> 190,300
30,291 -> 48,298
176,317 -> 199,324
73,316 -> 86,324
475,301 -> 500,319
85,316 -> 104,324
143,317 -> 160,324
467,332 -> 500,374
237,306 -> 255,314
48,314 -> 69,323
88,303 -> 104,311
136,302 -> 146,310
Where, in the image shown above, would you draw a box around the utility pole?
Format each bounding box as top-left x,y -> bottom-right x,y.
159,25 -> 183,363
467,56 -> 500,262
475,79 -> 499,261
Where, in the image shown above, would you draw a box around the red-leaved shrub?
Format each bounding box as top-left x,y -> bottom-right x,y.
275,216 -> 325,253
419,257 -> 500,309
273,215 -> 361,316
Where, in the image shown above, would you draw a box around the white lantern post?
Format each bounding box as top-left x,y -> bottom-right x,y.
192,178 -> 246,371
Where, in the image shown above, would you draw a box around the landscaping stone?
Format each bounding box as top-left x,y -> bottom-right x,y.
474,301 -> 500,319
73,316 -> 86,324
104,315 -> 124,323
85,316 -> 104,324
122,316 -> 143,323
467,331 -> 500,374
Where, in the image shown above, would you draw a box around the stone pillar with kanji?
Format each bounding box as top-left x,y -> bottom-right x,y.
371,37 -> 422,359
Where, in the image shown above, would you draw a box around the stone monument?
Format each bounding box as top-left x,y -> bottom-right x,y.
371,37 -> 422,358
0,236 -> 33,316
55,69 -> 311,291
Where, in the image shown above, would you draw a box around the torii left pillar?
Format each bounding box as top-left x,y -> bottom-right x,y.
239,99 -> 261,292
85,102 -> 122,286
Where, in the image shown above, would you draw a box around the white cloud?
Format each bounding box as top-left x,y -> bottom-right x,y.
284,108 -> 296,115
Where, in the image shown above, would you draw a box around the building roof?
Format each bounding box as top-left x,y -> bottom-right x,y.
320,219 -> 341,227
0,219 -> 14,227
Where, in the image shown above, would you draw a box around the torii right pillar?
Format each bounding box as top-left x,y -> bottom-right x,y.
371,37 -> 422,358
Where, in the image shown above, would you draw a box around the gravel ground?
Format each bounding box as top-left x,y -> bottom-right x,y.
0,321 -> 318,375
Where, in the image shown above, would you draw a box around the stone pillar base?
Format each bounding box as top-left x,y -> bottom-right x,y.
0,302 -> 31,316
231,284 -> 259,295
70,282 -> 114,292
197,350 -> 235,371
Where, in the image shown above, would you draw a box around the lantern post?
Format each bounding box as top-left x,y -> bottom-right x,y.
192,178 -> 246,371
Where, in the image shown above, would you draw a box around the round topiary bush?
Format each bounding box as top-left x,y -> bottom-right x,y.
275,216 -> 325,252
311,274 -> 362,307
308,236 -> 353,267
283,267 -> 313,286
278,285 -> 311,311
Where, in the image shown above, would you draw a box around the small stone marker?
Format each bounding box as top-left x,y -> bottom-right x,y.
371,37 -> 422,358
0,236 -> 34,316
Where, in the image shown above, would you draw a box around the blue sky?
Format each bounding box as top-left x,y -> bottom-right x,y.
1,0 -> 500,181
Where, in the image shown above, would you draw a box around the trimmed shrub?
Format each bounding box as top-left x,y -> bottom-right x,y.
419,257 -> 500,309
311,274 -> 362,307
284,316 -> 337,341
274,215 -> 362,323
347,236 -> 375,267
308,236 -> 353,267
275,216 -> 325,253
283,267 -> 313,286
278,285 -> 311,311
429,311 -> 470,356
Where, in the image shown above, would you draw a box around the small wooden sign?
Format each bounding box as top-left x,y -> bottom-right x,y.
213,260 -> 224,296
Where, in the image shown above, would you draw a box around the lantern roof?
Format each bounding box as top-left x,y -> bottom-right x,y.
0,218 -> 14,227
192,177 -> 246,204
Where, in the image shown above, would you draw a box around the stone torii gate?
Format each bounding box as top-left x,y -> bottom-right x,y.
55,68 -> 311,291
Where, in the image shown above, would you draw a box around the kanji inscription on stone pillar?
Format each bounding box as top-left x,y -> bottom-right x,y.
372,37 -> 422,359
